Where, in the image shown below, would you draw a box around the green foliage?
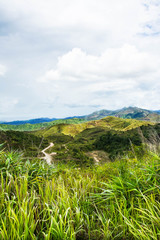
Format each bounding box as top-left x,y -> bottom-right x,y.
53,144 -> 94,166
0,119 -> 159,162
0,130 -> 49,157
0,149 -> 160,239
94,129 -> 142,158
0,118 -> 86,132
34,116 -> 153,138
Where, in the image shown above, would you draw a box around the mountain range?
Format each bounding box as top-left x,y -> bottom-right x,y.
1,107 -> 160,125
0,105 -> 160,162
85,107 -> 160,122
1,118 -> 58,125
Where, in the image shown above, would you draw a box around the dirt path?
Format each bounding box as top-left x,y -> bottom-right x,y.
93,155 -> 99,165
41,142 -> 56,165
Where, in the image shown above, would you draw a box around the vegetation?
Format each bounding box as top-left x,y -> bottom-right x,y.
0,143 -> 159,239
35,116 -> 153,138
0,130 -> 49,157
0,118 -> 86,132
0,116 -> 160,239
1,107 -> 160,133
0,117 -> 159,164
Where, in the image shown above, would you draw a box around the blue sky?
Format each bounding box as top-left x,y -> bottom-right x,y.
0,0 -> 160,120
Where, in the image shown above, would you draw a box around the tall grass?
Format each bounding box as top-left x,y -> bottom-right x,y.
0,146 -> 159,239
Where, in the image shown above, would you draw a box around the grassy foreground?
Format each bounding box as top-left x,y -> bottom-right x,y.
0,146 -> 160,239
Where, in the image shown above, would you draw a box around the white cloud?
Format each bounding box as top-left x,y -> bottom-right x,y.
0,0 -> 160,119
0,64 -> 7,76
39,45 -> 158,83
0,0 -> 159,40
0,97 -> 18,113
0,0 -> 142,27
34,45 -> 160,115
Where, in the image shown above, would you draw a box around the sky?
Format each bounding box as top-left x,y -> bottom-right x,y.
0,0 -> 160,121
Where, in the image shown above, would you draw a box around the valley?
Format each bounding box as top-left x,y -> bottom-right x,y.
0,114 -> 159,164
0,112 -> 160,239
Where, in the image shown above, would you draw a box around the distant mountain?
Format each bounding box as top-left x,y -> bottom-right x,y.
1,107 -> 160,127
1,116 -> 85,126
154,110 -> 160,114
84,107 -> 160,122
1,118 -> 58,125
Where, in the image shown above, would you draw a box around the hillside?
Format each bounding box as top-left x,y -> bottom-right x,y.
0,116 -> 159,163
35,116 -> 153,138
33,117 -> 159,162
0,130 -> 49,157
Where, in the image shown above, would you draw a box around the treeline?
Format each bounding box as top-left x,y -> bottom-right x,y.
0,118 -> 85,131
0,130 -> 49,157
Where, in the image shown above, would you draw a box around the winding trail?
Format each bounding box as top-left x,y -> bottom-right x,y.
41,142 -> 56,165
93,155 -> 100,165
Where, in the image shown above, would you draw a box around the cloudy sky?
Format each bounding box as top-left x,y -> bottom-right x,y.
0,0 -> 160,120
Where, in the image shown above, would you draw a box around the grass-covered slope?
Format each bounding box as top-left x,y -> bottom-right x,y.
35,116 -> 153,138
56,123 -> 160,162
0,147 -> 159,239
0,116 -> 159,164
0,117 -> 159,164
33,117 -> 159,164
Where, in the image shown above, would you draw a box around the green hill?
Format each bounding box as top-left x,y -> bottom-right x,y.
0,116 -> 159,163
32,117 -> 158,163
35,116 -> 153,138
